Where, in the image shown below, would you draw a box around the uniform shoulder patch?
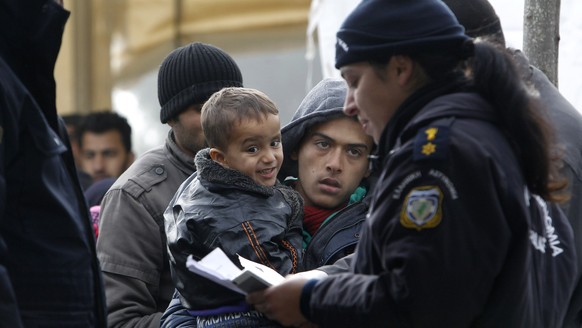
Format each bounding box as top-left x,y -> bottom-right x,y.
400,185 -> 443,230
413,125 -> 451,161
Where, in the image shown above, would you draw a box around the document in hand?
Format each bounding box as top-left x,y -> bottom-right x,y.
186,247 -> 285,294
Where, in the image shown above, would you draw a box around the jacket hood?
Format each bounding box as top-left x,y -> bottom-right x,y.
0,0 -> 69,68
0,0 -> 43,54
0,0 -> 70,131
279,78 -> 348,179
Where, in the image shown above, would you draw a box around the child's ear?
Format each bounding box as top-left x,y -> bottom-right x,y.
209,148 -> 228,167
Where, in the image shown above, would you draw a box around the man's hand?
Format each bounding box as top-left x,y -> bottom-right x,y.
247,276 -> 317,327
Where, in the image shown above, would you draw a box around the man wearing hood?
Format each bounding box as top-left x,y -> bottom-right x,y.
0,0 -> 107,326
280,78 -> 374,271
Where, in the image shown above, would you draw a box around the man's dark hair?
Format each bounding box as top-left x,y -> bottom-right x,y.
62,113 -> 85,139
77,111 -> 132,153
62,113 -> 84,127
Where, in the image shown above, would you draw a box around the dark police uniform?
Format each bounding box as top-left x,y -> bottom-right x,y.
303,88 -> 577,328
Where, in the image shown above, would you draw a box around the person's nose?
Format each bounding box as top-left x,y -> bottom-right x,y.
343,90 -> 358,117
326,149 -> 343,175
92,154 -> 106,173
262,149 -> 277,164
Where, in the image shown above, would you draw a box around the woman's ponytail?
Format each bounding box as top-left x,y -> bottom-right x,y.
469,40 -> 566,201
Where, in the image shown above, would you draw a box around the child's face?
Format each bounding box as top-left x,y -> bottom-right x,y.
215,114 -> 283,187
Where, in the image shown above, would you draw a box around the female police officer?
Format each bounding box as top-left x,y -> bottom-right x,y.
247,0 -> 577,327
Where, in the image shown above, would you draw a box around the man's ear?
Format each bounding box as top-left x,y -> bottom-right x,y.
166,118 -> 176,128
209,148 -> 228,167
290,150 -> 299,161
127,151 -> 136,167
364,166 -> 371,178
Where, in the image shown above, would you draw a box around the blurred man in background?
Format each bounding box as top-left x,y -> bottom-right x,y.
77,111 -> 135,183
62,113 -> 94,189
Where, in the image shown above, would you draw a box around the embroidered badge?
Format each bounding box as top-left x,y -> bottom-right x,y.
413,125 -> 450,161
400,186 -> 443,230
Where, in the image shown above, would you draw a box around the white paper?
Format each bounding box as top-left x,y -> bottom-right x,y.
237,255 -> 285,286
185,249 -> 246,294
185,247 -> 285,295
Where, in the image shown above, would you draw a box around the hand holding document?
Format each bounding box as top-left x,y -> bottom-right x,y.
186,247 -> 285,295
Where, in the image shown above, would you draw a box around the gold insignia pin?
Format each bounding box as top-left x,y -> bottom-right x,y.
425,127 -> 438,141
421,142 -> 436,156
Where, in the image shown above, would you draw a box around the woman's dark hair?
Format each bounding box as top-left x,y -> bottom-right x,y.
468,40 -> 566,201
371,39 -> 567,201
419,40 -> 566,201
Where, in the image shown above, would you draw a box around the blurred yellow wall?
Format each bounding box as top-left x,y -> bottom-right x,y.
55,0 -> 310,115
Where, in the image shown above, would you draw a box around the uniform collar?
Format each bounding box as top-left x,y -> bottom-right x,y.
374,79 -> 465,165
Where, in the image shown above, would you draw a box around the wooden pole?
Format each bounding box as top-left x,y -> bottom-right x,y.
523,0 -> 561,86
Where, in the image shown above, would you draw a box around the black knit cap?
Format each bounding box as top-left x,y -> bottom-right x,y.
335,0 -> 471,69
158,42 -> 243,123
442,0 -> 505,45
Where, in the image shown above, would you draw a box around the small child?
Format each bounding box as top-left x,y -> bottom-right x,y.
162,87 -> 303,327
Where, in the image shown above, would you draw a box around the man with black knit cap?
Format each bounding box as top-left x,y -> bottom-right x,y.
96,42 -> 243,328
442,1 -> 582,327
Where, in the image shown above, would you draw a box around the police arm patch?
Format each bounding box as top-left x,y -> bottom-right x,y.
413,124 -> 451,161
400,185 -> 443,230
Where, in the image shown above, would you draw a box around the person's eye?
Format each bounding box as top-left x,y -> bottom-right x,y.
271,139 -> 281,148
345,77 -> 358,89
247,146 -> 259,153
347,147 -> 363,157
315,141 -> 330,150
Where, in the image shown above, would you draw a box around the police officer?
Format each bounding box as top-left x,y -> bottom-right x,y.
247,1 -> 577,327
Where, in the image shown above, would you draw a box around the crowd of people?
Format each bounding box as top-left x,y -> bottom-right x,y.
1,0 -> 582,327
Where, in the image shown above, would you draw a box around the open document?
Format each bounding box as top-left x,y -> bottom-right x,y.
186,247 -> 285,295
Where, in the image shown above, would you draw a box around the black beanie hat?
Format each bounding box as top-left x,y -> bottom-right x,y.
158,42 -> 243,123
441,0 -> 505,45
335,0 -> 471,69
